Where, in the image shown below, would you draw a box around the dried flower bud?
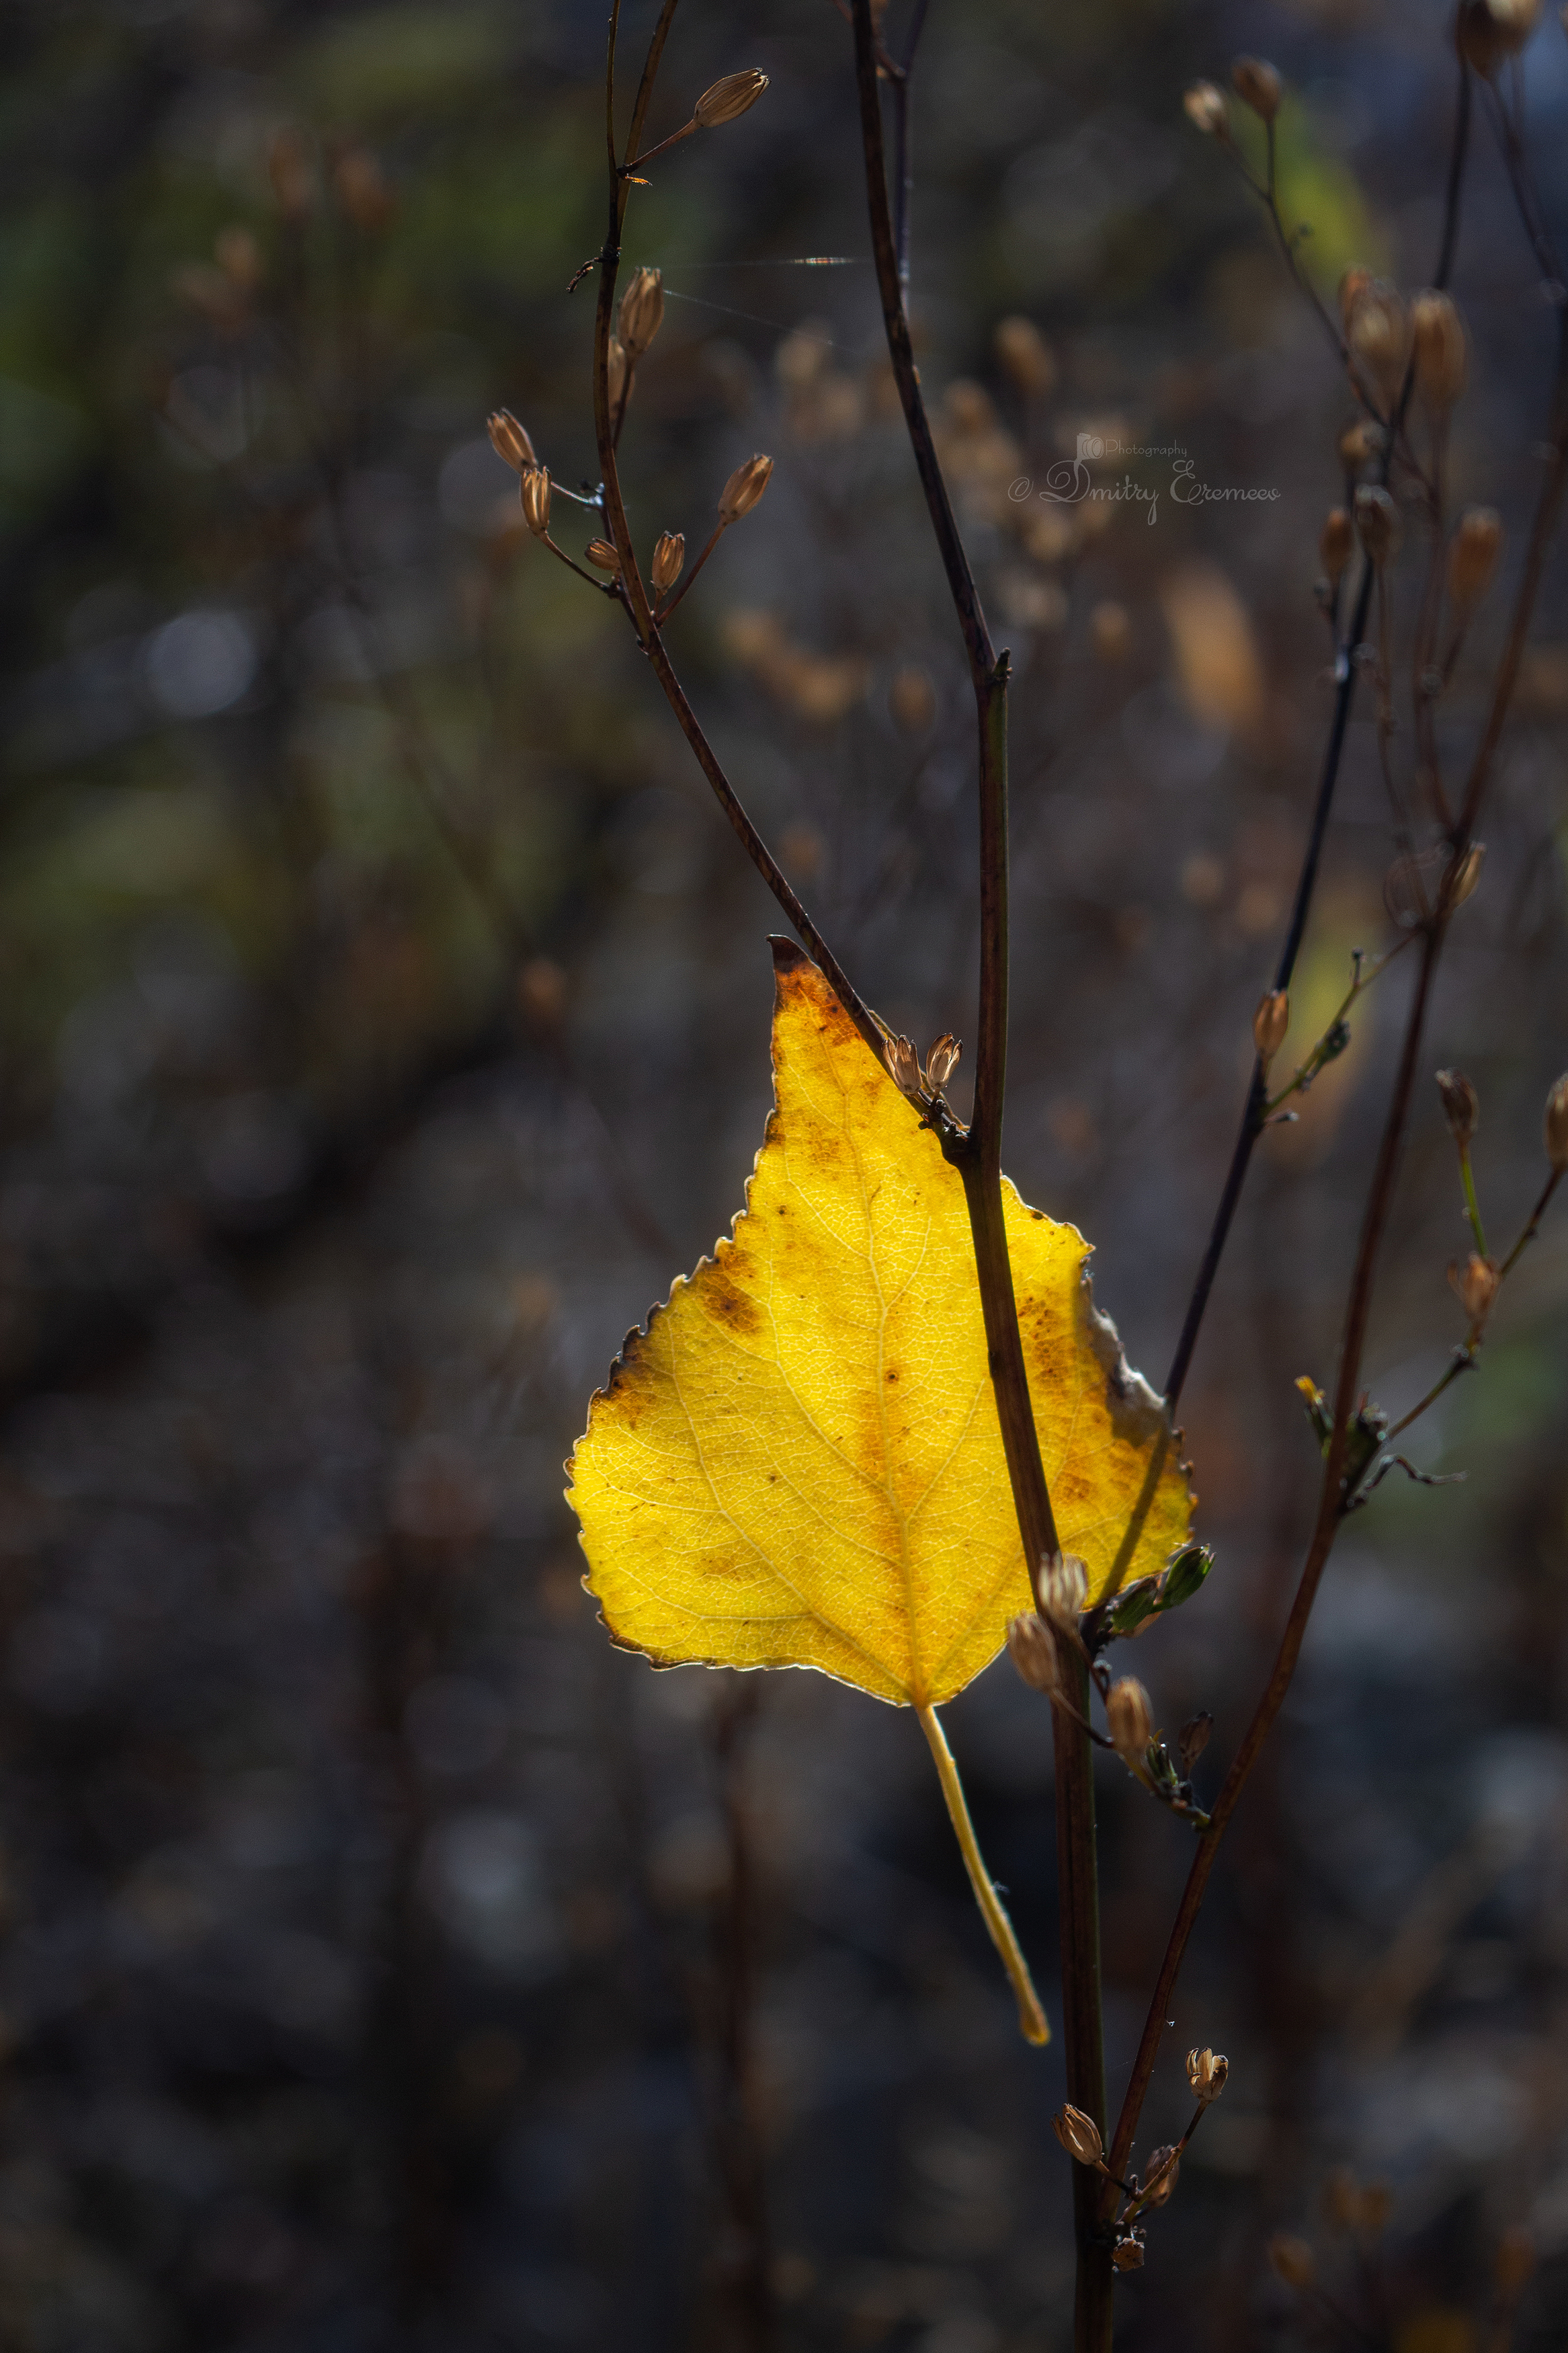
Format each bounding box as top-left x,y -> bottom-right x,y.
489,409 -> 538,474
1231,56 -> 1282,121
607,335 -> 630,411
268,127 -> 314,222
1178,1712 -> 1214,1775
215,226 -> 263,291
994,314 -> 1057,397
1457,0 -> 1542,76
718,453 -> 774,522
585,538 -> 622,573
1345,280 -> 1411,407
1448,507 -> 1503,613
1448,844 -> 1485,912
1269,2234 -> 1315,2290
652,531 -> 685,594
1544,1074 -> 1568,1173
1053,2104 -> 1105,2167
1354,483 -> 1402,568
1495,2225 -> 1536,2295
1112,2236 -> 1146,2272
1253,988 -> 1289,1066
618,266 -> 665,363
1140,2147 -> 1180,2209
884,1033 -> 923,1098
694,69 -> 770,128
1187,2046 -> 1229,2102
1411,289 -> 1467,411
925,1033 -> 961,1092
1106,1676 -> 1154,1762
1007,1611 -> 1063,1698
520,467 -> 552,539
1450,1252 -> 1500,1322
1320,507 -> 1354,586
333,147 -> 395,233
1338,266 -> 1373,329
1337,417 -> 1383,470
1183,81 -> 1229,137
1040,1552 -> 1087,1627
1436,1069 -> 1479,1146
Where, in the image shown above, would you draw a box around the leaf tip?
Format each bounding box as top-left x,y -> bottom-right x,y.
768,934 -> 811,977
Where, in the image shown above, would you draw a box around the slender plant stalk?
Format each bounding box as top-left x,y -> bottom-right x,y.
848,6 -> 1114,2340
1163,52 -> 1473,1414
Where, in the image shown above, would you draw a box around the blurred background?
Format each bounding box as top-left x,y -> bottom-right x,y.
2,0 -> 1568,2345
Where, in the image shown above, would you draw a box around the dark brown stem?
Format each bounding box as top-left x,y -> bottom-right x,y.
851,2 -> 1108,2338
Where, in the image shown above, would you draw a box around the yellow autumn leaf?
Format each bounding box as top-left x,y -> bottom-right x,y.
568,942 -> 1193,1711
568,941 -> 1194,2044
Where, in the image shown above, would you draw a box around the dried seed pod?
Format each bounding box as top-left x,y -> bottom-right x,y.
1040,1552 -> 1087,1627
607,335 -> 630,411
1320,507 -> 1354,586
520,467 -> 552,539
651,531 -> 685,594
1006,1611 -> 1063,1698
883,1033 -> 923,1097
1446,841 -> 1485,907
1544,1074 -> 1568,1173
1187,2046 -> 1229,2102
1269,2235 -> 1315,2290
1253,988 -> 1289,1066
1448,507 -> 1503,614
1354,483 -> 1402,567
1345,279 -> 1411,407
1450,1252 -> 1500,1322
1457,0 -> 1542,76
214,226 -> 263,291
585,538 -> 622,573
1337,417 -> 1383,470
333,147 -> 395,233
1411,288 -> 1467,411
1053,2104 -> 1105,2167
694,69 -> 770,128
1338,265 -> 1373,329
1178,1712 -> 1214,1775
489,409 -> 538,474
1183,81 -> 1229,136
1112,2236 -> 1146,2272
993,314 -> 1057,397
1140,2147 -> 1180,2209
618,266 -> 665,363
718,453 -> 774,522
1106,1676 -> 1154,1761
1436,1068 -> 1479,1147
925,1033 -> 961,1091
1231,55 -> 1282,120
268,126 -> 314,222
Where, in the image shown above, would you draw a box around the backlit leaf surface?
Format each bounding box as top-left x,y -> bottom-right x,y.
569,945 -> 1192,1707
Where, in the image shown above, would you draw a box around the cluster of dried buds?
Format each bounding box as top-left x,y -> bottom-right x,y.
1052,2048 -> 1229,2270
882,1029 -> 962,1107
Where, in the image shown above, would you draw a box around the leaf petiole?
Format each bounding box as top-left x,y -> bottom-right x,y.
917,1703 -> 1050,2046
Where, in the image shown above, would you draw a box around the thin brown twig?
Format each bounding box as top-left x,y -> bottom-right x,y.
1107,245 -> 1568,2201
